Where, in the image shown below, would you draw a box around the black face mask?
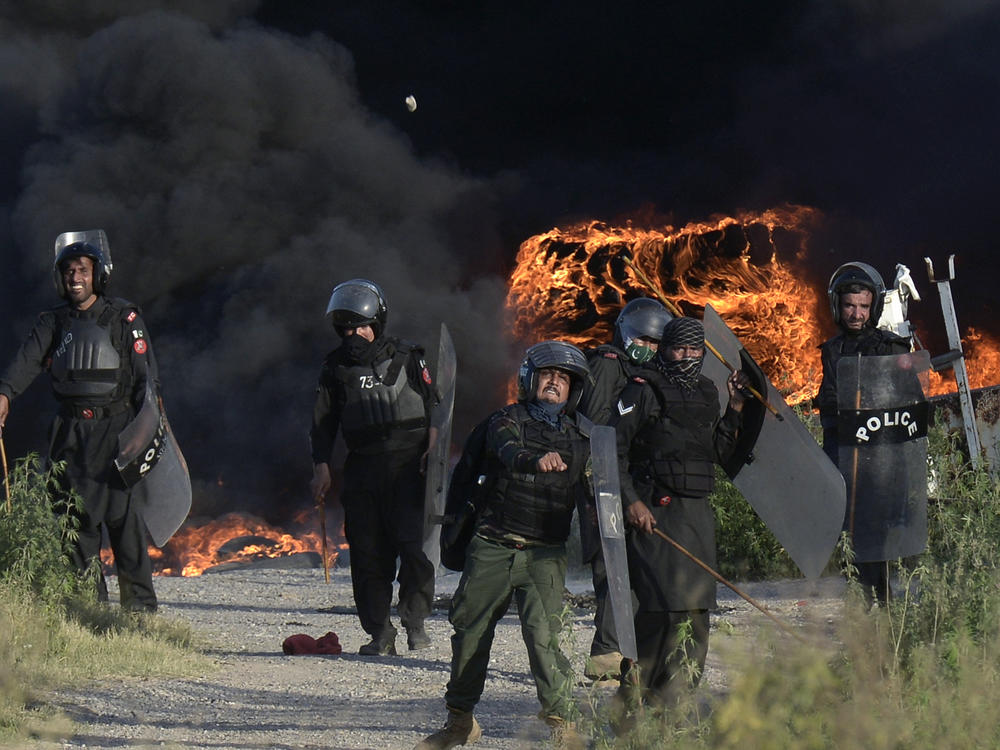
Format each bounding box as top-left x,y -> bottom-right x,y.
342,333 -> 377,364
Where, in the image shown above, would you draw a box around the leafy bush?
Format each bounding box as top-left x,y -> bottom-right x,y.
0,454 -> 93,607
0,454 -> 205,741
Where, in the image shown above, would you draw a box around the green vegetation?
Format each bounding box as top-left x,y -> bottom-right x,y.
577,417 -> 1000,748
0,455 -> 208,743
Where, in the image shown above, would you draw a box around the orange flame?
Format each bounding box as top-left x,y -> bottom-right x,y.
507,206 -> 827,404
102,510 -> 343,577
505,207 -> 1000,402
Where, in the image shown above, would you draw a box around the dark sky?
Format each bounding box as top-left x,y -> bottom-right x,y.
1,0 -> 997,519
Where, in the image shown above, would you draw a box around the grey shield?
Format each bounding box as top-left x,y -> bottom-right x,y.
837,351 -> 930,562
423,323 -> 457,569
115,381 -> 191,547
702,304 -> 847,579
115,380 -> 167,487
590,425 -> 638,662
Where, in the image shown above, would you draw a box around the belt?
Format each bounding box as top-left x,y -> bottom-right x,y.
60,401 -> 131,420
477,532 -> 538,551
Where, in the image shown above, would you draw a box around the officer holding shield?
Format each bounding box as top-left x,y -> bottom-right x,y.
0,231 -> 159,611
815,262 -> 912,605
577,297 -> 671,682
310,279 -> 439,656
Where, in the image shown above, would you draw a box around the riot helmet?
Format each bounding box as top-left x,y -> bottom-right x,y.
52,230 -> 112,297
517,340 -> 590,414
828,262 -> 886,326
613,297 -> 672,364
325,278 -> 388,338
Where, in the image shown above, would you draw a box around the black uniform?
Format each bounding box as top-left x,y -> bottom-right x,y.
610,367 -> 743,705
577,344 -> 643,660
310,335 -> 438,641
0,296 -> 158,610
815,325 -> 910,603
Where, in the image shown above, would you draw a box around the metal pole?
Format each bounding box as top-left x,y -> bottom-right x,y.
925,255 -> 983,471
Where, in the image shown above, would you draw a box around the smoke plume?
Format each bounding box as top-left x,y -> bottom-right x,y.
0,4 -> 511,519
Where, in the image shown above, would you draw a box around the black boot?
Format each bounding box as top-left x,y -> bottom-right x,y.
359,625 -> 397,656
407,622 -> 431,651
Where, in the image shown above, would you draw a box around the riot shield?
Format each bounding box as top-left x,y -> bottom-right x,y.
115,381 -> 192,547
590,425 -> 638,662
423,323 -> 457,569
115,380 -> 166,486
837,351 -> 930,562
702,304 -> 847,579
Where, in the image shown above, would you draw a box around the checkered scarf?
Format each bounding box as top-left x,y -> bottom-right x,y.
656,317 -> 705,390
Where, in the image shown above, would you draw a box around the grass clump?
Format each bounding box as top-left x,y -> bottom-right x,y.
0,454 -> 208,743
583,417 -> 1000,748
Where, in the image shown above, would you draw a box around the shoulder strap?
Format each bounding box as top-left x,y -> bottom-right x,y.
45,305 -> 73,360
383,338 -> 412,385
632,370 -> 667,410
573,412 -> 594,438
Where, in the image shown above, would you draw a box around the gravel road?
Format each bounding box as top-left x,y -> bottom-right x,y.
39,563 -> 847,750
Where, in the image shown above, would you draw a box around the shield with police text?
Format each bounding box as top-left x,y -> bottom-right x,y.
837,351 -> 930,562
115,381 -> 192,546
423,323 -> 457,569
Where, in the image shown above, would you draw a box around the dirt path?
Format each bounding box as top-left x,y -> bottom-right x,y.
36,566 -> 846,749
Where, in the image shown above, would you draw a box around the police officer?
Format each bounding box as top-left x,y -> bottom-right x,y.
577,297 -> 671,682
0,231 -> 159,611
415,341 -> 592,750
815,262 -> 910,605
610,316 -> 749,709
310,279 -> 439,656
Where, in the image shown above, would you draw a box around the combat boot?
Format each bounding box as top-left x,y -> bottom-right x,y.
413,706 -> 482,750
543,716 -> 586,750
407,623 -> 432,651
584,650 -> 622,683
358,625 -> 397,656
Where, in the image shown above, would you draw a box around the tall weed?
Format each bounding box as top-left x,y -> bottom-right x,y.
0,455 -> 207,742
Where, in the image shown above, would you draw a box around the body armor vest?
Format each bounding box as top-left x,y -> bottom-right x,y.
482,404 -> 590,544
630,371 -> 719,499
49,303 -> 125,399
335,340 -> 427,453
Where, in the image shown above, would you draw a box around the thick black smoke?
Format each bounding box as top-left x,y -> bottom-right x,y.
262,1 -> 999,346
3,1 -> 999,521
0,3 -> 513,519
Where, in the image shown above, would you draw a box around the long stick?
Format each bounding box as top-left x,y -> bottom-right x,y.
317,498 -> 330,583
652,527 -> 805,642
623,255 -> 784,421
1,432 -> 9,513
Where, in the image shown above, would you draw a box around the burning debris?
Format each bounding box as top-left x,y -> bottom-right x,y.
134,511 -> 341,577
506,208 -> 1000,405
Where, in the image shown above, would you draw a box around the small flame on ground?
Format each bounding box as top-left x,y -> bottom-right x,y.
102,511 -> 344,577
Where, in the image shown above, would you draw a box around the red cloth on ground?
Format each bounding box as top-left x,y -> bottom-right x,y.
282,631 -> 342,655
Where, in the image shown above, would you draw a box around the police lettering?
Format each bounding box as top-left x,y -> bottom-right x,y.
54,331 -> 73,358
854,409 -> 920,442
